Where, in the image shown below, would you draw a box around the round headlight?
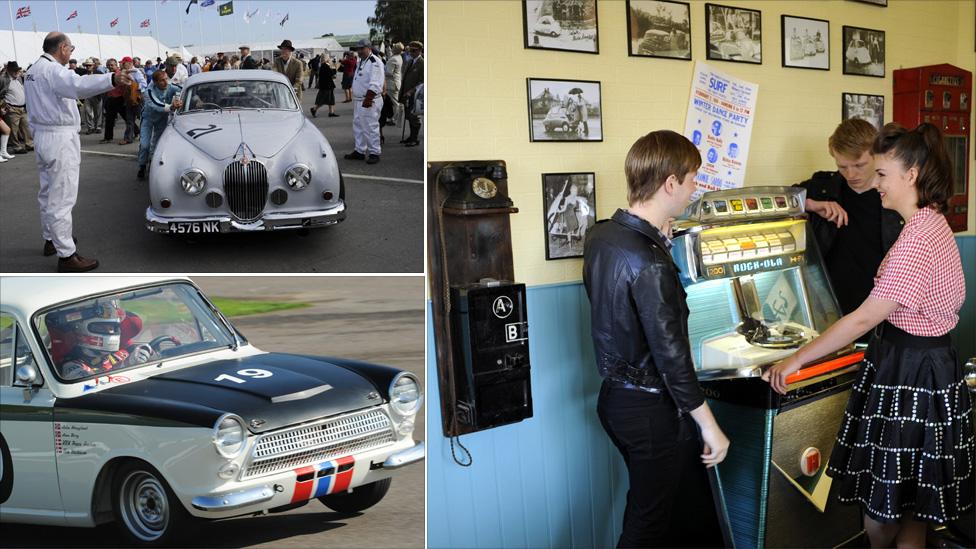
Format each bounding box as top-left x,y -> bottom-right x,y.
212,414 -> 246,459
180,169 -> 207,195
389,372 -> 423,416
285,164 -> 311,190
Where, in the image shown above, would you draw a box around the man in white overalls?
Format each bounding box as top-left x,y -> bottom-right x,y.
25,32 -> 132,272
344,39 -> 385,165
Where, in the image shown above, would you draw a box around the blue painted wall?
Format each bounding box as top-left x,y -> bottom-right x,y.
427,236 -> 976,549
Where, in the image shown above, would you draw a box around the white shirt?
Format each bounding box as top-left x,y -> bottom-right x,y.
25,53 -> 114,130
351,54 -> 384,98
171,63 -> 189,87
3,77 -> 26,106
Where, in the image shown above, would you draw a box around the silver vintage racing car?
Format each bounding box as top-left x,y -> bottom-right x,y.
145,70 -> 346,234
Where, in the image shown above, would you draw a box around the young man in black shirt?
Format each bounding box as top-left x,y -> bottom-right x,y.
796,119 -> 903,324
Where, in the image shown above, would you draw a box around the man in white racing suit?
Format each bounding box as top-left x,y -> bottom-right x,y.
344,39 -> 385,165
24,32 -> 132,272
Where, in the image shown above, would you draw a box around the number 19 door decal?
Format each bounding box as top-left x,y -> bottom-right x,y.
291,456 -> 356,503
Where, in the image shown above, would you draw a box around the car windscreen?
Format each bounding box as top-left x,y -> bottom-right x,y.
34,282 -> 238,383
181,80 -> 298,112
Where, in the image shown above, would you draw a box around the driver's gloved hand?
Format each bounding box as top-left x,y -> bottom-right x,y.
128,344 -> 156,365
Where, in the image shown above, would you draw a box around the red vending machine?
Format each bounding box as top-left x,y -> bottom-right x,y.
894,63 -> 972,232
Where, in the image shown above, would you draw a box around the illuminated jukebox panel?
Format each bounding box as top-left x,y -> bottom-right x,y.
672,186 -> 843,380
672,187 -> 864,548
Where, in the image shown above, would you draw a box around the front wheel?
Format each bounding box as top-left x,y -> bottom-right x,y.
318,478 -> 391,514
112,461 -> 193,546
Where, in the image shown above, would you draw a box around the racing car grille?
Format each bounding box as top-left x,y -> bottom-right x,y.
241,408 -> 395,480
223,160 -> 268,222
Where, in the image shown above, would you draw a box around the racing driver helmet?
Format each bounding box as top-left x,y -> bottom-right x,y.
62,298 -> 125,354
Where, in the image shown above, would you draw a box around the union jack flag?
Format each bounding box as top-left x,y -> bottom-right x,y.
140,18 -> 150,28
110,17 -> 119,27
66,10 -> 78,21
15,5 -> 30,19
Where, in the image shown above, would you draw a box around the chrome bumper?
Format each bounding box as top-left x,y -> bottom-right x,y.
145,201 -> 346,233
381,441 -> 425,469
191,484 -> 275,512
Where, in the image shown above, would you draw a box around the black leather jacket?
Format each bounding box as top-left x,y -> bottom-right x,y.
794,171 -> 903,257
583,209 -> 706,415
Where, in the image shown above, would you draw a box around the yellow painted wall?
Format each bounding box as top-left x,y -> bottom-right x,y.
428,0 -> 976,286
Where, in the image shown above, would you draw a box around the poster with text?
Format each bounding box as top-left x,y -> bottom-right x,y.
683,62 -> 759,200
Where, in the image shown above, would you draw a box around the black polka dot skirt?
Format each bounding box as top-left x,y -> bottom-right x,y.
826,322 -> 974,524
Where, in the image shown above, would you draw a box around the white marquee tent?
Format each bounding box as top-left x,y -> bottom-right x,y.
1,30 -> 192,67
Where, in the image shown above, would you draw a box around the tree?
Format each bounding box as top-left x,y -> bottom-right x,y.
367,0 -> 423,44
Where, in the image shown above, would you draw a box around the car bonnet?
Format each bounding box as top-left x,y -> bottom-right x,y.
173,110 -> 306,161
54,353 -> 383,433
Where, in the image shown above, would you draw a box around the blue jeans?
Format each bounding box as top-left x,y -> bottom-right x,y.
137,114 -> 168,167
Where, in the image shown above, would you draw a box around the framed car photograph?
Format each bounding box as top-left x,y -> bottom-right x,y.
781,15 -> 829,70
543,172 -> 596,260
526,78 -> 603,142
843,25 -> 885,77
705,3 -> 762,64
627,0 -> 692,60
523,0 -> 599,54
842,92 -> 884,130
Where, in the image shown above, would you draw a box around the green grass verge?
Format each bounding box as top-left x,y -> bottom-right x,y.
124,298 -> 309,323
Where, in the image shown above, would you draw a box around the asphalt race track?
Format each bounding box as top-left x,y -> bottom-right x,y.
0,81 -> 423,273
0,277 -> 426,548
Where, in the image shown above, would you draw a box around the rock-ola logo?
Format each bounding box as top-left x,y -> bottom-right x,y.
492,296 -> 514,319
799,447 -> 821,477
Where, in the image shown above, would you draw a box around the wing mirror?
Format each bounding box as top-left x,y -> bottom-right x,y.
16,364 -> 38,386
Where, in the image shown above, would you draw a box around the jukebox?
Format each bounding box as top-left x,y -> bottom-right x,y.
671,186 -> 865,548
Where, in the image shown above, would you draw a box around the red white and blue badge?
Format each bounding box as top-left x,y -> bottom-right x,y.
290,456 -> 356,503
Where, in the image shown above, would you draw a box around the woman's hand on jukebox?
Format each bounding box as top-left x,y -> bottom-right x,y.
762,356 -> 803,395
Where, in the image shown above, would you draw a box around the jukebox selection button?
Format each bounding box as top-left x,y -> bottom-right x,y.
727,250 -> 742,260
745,198 -> 759,211
760,197 -> 774,210
783,243 -> 796,252
713,200 -> 730,214
774,196 -> 788,209
743,249 -> 757,258
800,447 -> 822,477
729,199 -> 744,212
712,252 -> 728,262
770,245 -> 783,254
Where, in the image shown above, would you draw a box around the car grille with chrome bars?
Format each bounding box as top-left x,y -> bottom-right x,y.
240,408 -> 395,480
224,160 -> 269,222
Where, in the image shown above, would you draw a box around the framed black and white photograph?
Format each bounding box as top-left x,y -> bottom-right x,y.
523,0 -> 600,54
843,25 -> 885,77
543,172 -> 596,260
705,3 -> 762,64
626,0 -> 692,60
848,0 -> 887,6
526,78 -> 603,142
842,93 -> 884,130
781,15 -> 829,70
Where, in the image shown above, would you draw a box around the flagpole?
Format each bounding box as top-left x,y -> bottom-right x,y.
232,5 -> 236,48
197,5 -> 203,56
178,0 -> 184,59
54,0 -> 60,32
7,0 -> 17,64
217,8 -> 222,54
127,0 -> 134,57
153,0 -> 160,61
94,0 -> 102,60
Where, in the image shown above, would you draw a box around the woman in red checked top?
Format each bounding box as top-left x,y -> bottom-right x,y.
763,122 -> 971,548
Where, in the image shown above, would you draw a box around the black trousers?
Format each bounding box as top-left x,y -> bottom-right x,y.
102,95 -> 125,141
597,380 -> 721,548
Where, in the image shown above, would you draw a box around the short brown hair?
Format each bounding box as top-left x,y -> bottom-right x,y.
872,122 -> 954,213
151,70 -> 168,85
828,118 -> 877,158
625,130 -> 701,205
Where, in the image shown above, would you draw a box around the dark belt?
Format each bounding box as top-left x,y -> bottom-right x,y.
604,378 -> 662,394
872,321 -> 950,349
6,104 -> 25,108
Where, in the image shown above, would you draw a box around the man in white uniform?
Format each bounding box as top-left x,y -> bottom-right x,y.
344,39 -> 384,165
25,32 -> 132,272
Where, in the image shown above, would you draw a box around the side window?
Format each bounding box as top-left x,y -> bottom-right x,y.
0,313 -> 14,386
0,314 -> 39,387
